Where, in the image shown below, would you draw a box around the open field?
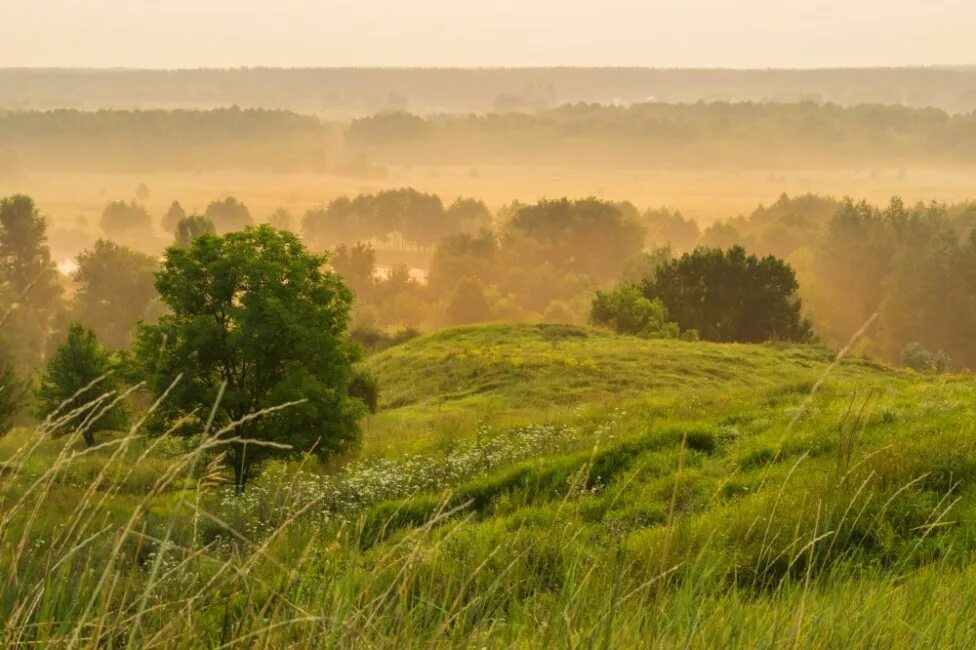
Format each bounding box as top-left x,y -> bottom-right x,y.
3,323 -> 975,646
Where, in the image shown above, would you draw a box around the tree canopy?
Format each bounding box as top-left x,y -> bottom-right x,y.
643,246 -> 812,343
35,323 -> 129,446
72,240 -> 160,349
135,225 -> 365,490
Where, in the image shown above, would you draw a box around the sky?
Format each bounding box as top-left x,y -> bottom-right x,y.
1,0 -> 974,69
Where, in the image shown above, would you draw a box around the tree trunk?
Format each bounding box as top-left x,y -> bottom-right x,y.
230,444 -> 250,493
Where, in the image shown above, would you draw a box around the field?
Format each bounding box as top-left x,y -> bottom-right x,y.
3,323 -> 976,646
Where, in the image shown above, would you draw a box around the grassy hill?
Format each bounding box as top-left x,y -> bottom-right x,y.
359,322 -> 890,453
4,323 -> 976,646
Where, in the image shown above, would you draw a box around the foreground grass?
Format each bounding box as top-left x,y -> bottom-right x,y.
2,323 -> 976,647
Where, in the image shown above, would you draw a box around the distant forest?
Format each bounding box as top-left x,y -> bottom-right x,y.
4,101 -> 976,174
4,67 -> 976,115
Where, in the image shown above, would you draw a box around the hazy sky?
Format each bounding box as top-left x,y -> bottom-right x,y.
2,0 -> 974,69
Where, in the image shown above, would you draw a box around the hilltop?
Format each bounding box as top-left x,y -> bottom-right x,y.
358,322 -> 892,452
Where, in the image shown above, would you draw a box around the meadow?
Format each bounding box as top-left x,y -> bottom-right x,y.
3,323 -> 975,646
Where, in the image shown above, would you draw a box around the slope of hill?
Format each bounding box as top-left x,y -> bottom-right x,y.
358,323 -> 891,453
4,323 -> 976,646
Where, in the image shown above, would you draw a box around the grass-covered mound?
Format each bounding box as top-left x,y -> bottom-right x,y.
4,323 -> 976,646
359,322 -> 888,453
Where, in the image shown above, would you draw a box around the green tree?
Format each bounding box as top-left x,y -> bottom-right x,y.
0,347 -> 27,435
0,194 -> 63,366
590,285 -> 678,338
36,324 -> 129,445
72,240 -> 160,349
204,197 -> 253,233
135,226 -> 364,491
644,246 -> 812,343
174,216 -> 216,248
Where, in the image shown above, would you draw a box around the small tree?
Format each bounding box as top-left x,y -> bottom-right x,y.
135,226 -> 364,491
36,324 -> 129,445
643,245 -> 812,343
590,285 -> 679,338
174,216 -> 216,248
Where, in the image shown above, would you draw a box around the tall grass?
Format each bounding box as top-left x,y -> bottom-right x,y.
2,325 -> 975,646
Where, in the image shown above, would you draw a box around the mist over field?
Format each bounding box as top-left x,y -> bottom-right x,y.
4,1 -> 976,646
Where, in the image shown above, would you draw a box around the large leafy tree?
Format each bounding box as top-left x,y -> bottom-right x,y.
135,225 -> 365,490
72,240 -> 161,349
643,246 -> 812,343
36,323 -> 129,446
0,194 -> 63,366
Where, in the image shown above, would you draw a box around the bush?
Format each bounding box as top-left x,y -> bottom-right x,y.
349,371 -> 380,414
590,285 -> 679,338
902,342 -> 950,373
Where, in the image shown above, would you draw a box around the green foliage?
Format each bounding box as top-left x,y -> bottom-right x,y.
349,325 -> 421,355
590,285 -> 679,338
35,323 -> 128,445
203,196 -> 252,233
173,215 -> 216,248
0,194 -> 62,367
72,240 -> 160,349
135,225 -> 364,490
645,245 -> 813,343
902,343 -> 950,374
0,348 -> 27,435
349,370 -> 380,414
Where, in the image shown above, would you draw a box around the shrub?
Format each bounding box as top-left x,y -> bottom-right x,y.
349,370 -> 380,414
903,342 -> 950,373
590,285 -> 679,338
